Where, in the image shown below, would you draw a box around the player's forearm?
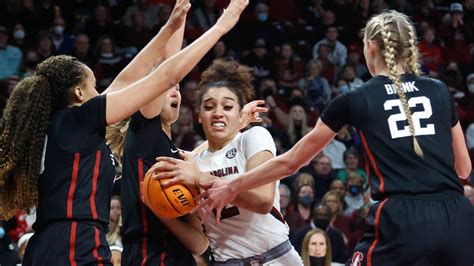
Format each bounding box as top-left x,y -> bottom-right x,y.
104,24 -> 176,94
164,14 -> 187,58
159,215 -> 208,255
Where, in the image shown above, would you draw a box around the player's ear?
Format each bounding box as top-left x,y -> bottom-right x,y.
367,40 -> 378,57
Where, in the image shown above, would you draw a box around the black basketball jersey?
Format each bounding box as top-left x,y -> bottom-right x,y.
121,111 -> 194,262
321,74 -> 464,200
34,95 -> 116,230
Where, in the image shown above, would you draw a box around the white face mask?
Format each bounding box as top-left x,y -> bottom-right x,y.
13,30 -> 25,40
54,25 -> 64,35
468,84 -> 474,94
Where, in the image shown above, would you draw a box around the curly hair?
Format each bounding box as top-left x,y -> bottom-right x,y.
198,59 -> 255,108
0,55 -> 86,219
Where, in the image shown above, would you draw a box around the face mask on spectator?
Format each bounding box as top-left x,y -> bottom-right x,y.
348,185 -> 362,196
310,256 -> 325,266
314,218 -> 330,230
14,30 -> 25,40
0,227 -> 5,239
257,13 -> 268,22
468,84 -> 474,94
54,25 -> 64,35
299,195 -> 314,207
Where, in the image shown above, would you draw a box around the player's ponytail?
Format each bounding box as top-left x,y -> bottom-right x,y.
0,55 -> 87,219
106,119 -> 130,160
364,11 -> 423,157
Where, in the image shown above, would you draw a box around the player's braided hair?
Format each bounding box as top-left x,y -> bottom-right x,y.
198,59 -> 255,108
106,119 -> 130,160
0,55 -> 86,219
364,10 -> 423,157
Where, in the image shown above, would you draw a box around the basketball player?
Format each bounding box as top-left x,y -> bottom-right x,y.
115,2 -> 208,265
0,0 -> 249,264
155,59 -> 302,265
158,11 -> 474,265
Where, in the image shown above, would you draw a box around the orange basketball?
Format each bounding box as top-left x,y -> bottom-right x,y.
141,168 -> 199,218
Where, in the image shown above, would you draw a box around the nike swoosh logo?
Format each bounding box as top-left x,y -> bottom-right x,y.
171,148 -> 179,153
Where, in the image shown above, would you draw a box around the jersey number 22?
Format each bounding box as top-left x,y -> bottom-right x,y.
384,96 -> 435,139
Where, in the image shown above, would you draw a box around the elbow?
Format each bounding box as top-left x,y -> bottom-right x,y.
254,199 -> 274,214
283,159 -> 299,177
457,165 -> 472,180
191,238 -> 209,256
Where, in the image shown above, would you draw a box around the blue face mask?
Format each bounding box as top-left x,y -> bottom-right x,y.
298,195 -> 314,207
349,185 -> 362,196
0,227 -> 5,239
257,13 -> 268,22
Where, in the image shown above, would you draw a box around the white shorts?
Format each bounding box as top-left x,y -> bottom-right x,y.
264,248 -> 303,266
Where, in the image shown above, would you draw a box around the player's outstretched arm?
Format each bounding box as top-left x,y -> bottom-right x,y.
193,118 -> 337,223
105,0 -> 249,125
103,0 -> 191,95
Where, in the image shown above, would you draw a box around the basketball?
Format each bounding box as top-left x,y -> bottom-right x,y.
141,167 -> 199,218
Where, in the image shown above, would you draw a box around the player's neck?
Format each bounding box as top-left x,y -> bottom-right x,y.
162,123 -> 172,139
207,133 -> 238,153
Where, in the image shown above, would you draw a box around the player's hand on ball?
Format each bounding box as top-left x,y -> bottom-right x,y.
153,151 -> 201,187
191,178 -> 238,225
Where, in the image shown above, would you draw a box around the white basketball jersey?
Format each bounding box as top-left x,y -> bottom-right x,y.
195,126 -> 290,262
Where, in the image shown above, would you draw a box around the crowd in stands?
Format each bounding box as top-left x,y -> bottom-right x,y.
0,0 -> 473,265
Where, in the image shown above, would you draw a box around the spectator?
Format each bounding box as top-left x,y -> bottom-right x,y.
312,26 -> 347,67
321,191 -> 354,247
193,0 -> 220,31
0,221 -> 20,264
346,43 -> 368,80
51,16 -> 74,55
107,195 -> 122,247
274,42 -> 305,90
279,183 -> 291,216
94,36 -> 126,92
439,3 -> 473,66
340,64 -> 363,90
123,0 -> 160,29
0,25 -> 23,80
301,228 -> 344,266
343,174 -> 365,217
457,73 -> 474,128
70,33 -> 97,68
85,4 -> 115,45
291,204 -> 348,263
299,60 -> 331,113
323,138 -> 347,170
336,147 -> 367,185
329,180 -> 347,200
418,27 -> 444,77
285,183 -> 315,235
305,155 -> 336,201
315,44 -> 336,85
36,31 -> 55,62
121,9 -> 155,52
286,104 -> 312,148
172,105 -> 203,151
11,23 -> 32,52
18,50 -> 39,79
199,41 -> 234,70
466,123 -> 474,150
241,38 -> 274,84
241,2 -> 282,49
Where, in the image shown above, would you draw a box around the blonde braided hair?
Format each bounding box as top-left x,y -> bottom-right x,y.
364,10 -> 423,157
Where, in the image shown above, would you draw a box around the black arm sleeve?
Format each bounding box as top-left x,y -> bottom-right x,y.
320,93 -> 351,132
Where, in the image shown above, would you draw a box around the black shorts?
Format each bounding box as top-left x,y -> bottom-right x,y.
348,192 -> 474,266
23,221 -> 111,265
